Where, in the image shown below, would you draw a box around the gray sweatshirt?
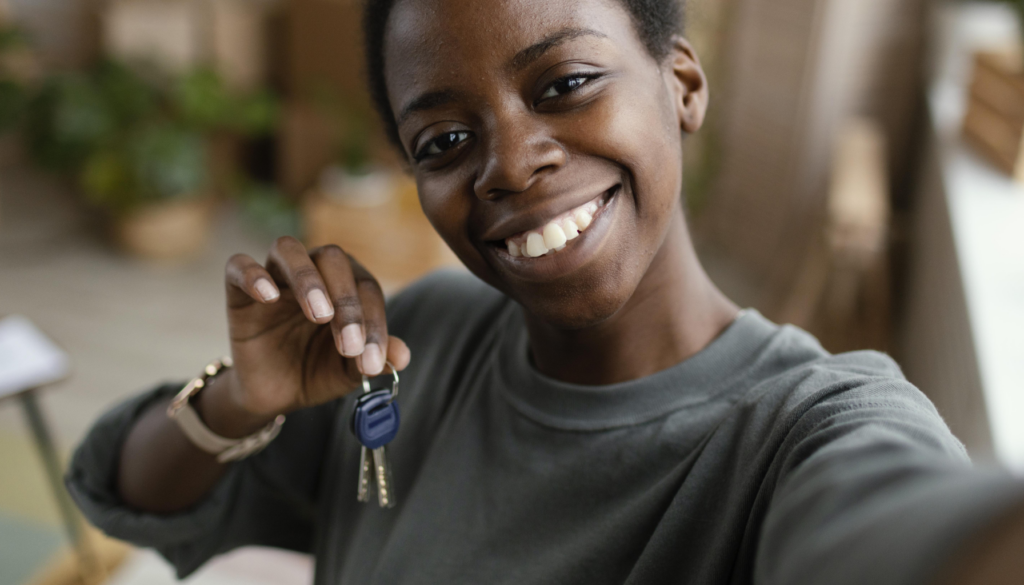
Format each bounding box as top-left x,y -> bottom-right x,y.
66,270 -> 1024,585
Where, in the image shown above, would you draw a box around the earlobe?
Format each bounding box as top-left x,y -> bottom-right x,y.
665,36 -> 708,134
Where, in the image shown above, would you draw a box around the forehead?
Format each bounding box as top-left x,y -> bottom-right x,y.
383,0 -> 635,106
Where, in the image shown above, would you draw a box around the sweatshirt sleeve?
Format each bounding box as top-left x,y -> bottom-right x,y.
65,383 -> 340,578
754,352 -> 1024,585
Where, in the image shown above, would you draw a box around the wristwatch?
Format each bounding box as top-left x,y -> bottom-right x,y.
167,357 -> 286,463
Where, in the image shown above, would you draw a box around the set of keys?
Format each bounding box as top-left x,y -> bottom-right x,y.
350,365 -> 400,508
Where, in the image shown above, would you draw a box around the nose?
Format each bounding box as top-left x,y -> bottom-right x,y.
473,114 -> 566,200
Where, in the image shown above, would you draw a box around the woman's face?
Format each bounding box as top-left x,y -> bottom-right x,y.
385,0 -> 705,329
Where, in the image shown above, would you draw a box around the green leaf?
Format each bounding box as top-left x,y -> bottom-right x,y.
0,79 -> 27,134
173,68 -> 231,131
93,60 -> 159,128
128,122 -> 208,200
80,148 -> 133,210
25,74 -> 117,171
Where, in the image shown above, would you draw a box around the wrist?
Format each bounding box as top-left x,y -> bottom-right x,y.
193,369 -> 279,439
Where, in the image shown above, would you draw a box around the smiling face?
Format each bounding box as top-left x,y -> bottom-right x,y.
384,0 -> 705,329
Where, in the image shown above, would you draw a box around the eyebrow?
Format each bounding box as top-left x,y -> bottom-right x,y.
395,27 -> 608,127
508,27 -> 608,73
397,89 -> 459,126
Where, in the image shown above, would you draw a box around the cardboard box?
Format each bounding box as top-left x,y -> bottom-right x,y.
963,51 -> 1024,182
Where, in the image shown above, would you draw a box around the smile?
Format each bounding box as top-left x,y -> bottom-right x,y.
502,186 -> 616,258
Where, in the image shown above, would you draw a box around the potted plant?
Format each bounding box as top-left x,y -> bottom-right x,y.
315,92 -> 395,208
81,119 -> 211,259
962,0 -> 1024,182
22,60 -> 278,260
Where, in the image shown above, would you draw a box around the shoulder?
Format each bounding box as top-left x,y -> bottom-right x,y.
733,317 -> 966,463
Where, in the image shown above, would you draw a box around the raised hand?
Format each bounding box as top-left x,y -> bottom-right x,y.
221,236 -> 411,419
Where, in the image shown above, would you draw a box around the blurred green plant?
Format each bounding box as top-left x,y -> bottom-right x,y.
173,68 -> 279,135
21,59 -> 280,213
0,24 -> 32,134
81,122 -> 207,213
237,180 -> 301,238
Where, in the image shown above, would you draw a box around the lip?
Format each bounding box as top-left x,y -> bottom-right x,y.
479,183 -> 620,243
485,184 -> 620,282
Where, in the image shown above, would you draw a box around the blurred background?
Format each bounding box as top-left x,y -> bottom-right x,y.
0,0 -> 1021,583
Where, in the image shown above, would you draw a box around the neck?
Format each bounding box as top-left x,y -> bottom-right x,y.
524,211 -> 739,385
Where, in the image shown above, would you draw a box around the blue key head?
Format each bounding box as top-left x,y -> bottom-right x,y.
351,389 -> 400,449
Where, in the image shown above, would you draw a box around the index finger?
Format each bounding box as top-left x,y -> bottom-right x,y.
265,236 -> 334,324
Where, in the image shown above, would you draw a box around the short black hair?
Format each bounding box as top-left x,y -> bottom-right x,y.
362,0 -> 685,153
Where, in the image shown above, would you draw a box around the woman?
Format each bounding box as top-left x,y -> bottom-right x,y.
67,0 -> 1024,583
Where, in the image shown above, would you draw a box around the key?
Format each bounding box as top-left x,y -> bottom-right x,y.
353,389 -> 400,507
373,446 -> 396,508
351,367 -> 401,507
357,446 -> 373,503
356,377 -> 373,503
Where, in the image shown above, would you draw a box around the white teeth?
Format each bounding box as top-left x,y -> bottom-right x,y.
562,218 -> 580,240
542,223 -> 567,249
525,233 -> 548,257
574,210 -> 593,230
508,240 -> 521,257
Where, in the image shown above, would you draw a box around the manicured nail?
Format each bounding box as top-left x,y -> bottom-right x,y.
340,324 -> 365,357
362,343 -> 383,375
307,289 -> 333,319
254,278 -> 279,301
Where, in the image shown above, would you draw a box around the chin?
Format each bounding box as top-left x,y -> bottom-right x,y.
500,265 -> 641,331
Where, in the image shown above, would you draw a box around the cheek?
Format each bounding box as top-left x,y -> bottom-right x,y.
580,80 -> 683,222
417,177 -> 492,274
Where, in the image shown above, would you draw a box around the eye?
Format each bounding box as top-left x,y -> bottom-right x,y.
414,131 -> 471,162
537,72 -> 602,102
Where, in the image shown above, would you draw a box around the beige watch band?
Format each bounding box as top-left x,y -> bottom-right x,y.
167,357 -> 285,463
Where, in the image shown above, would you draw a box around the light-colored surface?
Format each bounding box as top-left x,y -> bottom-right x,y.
0,316 -> 70,399
107,548 -> 312,585
919,2 -> 1024,471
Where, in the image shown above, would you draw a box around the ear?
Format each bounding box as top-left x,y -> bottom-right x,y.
663,36 -> 708,134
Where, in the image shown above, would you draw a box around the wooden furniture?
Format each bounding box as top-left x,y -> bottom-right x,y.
963,50 -> 1024,182
302,177 -> 462,293
780,119 -> 891,353
696,0 -> 925,316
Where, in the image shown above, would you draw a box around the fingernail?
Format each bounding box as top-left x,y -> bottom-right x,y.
307,289 -> 333,319
340,324 -> 365,357
362,343 -> 383,375
254,278 -> 279,301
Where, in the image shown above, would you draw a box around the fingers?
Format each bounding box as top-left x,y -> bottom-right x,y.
386,336 -> 412,372
262,237 -> 401,377
350,257 -> 389,377
266,236 -> 335,324
310,245 -> 364,358
225,253 -> 280,308
308,245 -> 392,377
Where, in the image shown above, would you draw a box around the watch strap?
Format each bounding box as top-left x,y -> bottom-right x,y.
167,358 -> 285,463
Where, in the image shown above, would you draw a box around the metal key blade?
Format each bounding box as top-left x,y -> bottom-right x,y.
357,446 -> 374,503
372,446 -> 396,508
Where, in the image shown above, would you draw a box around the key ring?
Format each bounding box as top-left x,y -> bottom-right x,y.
360,361 -> 400,402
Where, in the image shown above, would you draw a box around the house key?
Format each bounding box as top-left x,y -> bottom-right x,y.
351,365 -> 400,508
